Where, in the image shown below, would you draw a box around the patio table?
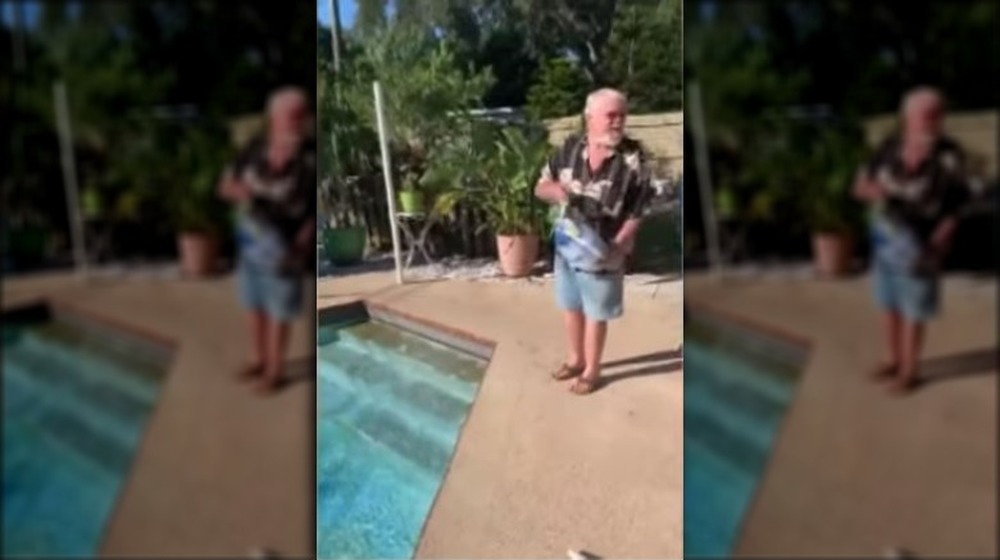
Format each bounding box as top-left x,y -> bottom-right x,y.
395,211 -> 437,269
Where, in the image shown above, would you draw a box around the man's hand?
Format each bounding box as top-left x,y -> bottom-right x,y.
535,179 -> 569,205
852,170 -> 885,203
219,173 -> 252,203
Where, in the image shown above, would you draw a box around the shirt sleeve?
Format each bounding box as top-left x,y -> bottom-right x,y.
865,136 -> 897,179
620,147 -> 655,220
538,135 -> 573,185
225,136 -> 263,180
938,144 -> 972,219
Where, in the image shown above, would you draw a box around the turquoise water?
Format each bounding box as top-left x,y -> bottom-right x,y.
2,321 -> 167,557
316,320 -> 487,559
684,320 -> 804,558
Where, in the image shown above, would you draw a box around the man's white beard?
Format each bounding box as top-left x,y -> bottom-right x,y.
594,130 -> 623,148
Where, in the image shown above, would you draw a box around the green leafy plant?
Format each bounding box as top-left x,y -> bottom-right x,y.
167,125 -> 231,235
799,128 -> 866,234
471,126 -> 551,236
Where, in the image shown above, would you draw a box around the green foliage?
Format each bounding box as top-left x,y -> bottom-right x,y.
166,126 -> 232,234
470,127 -> 552,236
526,58 -> 589,119
602,0 -> 683,112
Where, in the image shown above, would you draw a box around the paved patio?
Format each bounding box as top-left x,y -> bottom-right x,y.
3,270 -> 315,557
686,271 -> 996,558
320,269 -> 684,559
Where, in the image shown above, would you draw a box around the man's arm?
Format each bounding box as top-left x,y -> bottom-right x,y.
612,150 -> 655,255
535,139 -> 572,205
929,147 -> 972,254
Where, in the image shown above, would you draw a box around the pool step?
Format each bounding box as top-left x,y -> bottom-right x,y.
318,359 -> 458,476
684,341 -> 795,473
335,326 -> 481,403
3,360 -> 139,477
3,331 -> 162,476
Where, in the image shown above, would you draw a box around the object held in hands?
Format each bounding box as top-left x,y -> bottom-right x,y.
553,205 -> 619,272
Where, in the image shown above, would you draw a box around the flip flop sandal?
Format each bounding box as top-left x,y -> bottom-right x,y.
870,362 -> 898,382
552,363 -> 584,381
888,376 -> 921,396
569,376 -> 601,395
237,363 -> 263,382
254,376 -> 288,396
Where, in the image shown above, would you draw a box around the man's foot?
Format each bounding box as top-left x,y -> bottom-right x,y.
254,375 -> 288,396
237,362 -> 264,383
870,361 -> 898,383
552,362 -> 585,381
569,374 -> 601,395
887,372 -> 921,395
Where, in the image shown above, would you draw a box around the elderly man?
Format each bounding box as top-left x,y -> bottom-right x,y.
853,86 -> 971,394
219,86 -> 316,395
535,88 -> 655,395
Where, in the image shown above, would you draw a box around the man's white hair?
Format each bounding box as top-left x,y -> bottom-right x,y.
900,86 -> 944,117
267,85 -> 308,116
584,88 -> 628,116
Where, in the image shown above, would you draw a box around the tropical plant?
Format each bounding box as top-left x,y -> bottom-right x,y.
799,128 -> 866,234
166,125 -> 232,234
472,126 -> 551,236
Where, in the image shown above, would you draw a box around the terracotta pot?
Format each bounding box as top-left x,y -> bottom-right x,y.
178,232 -> 219,277
496,234 -> 539,278
812,231 -> 854,277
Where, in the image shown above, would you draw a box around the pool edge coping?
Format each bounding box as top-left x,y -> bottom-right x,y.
685,299 -> 817,557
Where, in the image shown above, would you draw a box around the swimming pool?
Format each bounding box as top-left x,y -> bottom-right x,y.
684,311 -> 807,558
2,314 -> 169,557
316,315 -> 488,559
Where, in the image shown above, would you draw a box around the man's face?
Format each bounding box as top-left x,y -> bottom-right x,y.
270,98 -> 308,138
904,97 -> 944,138
587,97 -> 627,147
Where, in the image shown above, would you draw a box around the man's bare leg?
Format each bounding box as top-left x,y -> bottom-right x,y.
571,319 -> 607,394
873,310 -> 903,381
257,318 -> 291,394
240,310 -> 269,381
891,320 -> 924,393
564,310 -> 586,369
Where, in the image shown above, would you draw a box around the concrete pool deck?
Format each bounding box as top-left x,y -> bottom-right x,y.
320,270 -> 684,559
686,271 -> 996,558
2,270 -> 315,557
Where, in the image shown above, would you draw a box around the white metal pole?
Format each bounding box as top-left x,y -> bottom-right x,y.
688,81 -> 724,279
373,81 -> 404,284
54,80 -> 88,278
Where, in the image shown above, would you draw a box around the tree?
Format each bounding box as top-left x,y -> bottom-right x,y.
525,57 -> 589,119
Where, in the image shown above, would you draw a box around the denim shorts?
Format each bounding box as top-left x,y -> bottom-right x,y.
553,254 -> 624,321
236,261 -> 303,322
872,256 -> 939,322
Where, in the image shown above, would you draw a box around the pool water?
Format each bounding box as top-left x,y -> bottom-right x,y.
684,317 -> 805,558
316,320 -> 487,559
2,320 -> 168,557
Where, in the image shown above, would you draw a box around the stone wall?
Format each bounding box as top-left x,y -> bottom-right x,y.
545,111 -> 684,181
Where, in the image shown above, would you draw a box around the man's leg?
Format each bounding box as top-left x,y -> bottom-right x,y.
564,310 -> 586,370
893,319 -> 925,391
553,255 -> 586,378
258,318 -> 292,392
570,271 -> 623,394
889,274 -> 937,393
237,262 -> 268,380
255,273 -> 303,394
879,310 -> 903,375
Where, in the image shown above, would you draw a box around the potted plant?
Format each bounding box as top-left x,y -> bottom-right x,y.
801,129 -> 864,277
321,175 -> 368,266
474,127 -> 550,277
169,127 -> 230,277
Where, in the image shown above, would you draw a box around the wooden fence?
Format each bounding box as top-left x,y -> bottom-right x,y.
322,111 -> 685,262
